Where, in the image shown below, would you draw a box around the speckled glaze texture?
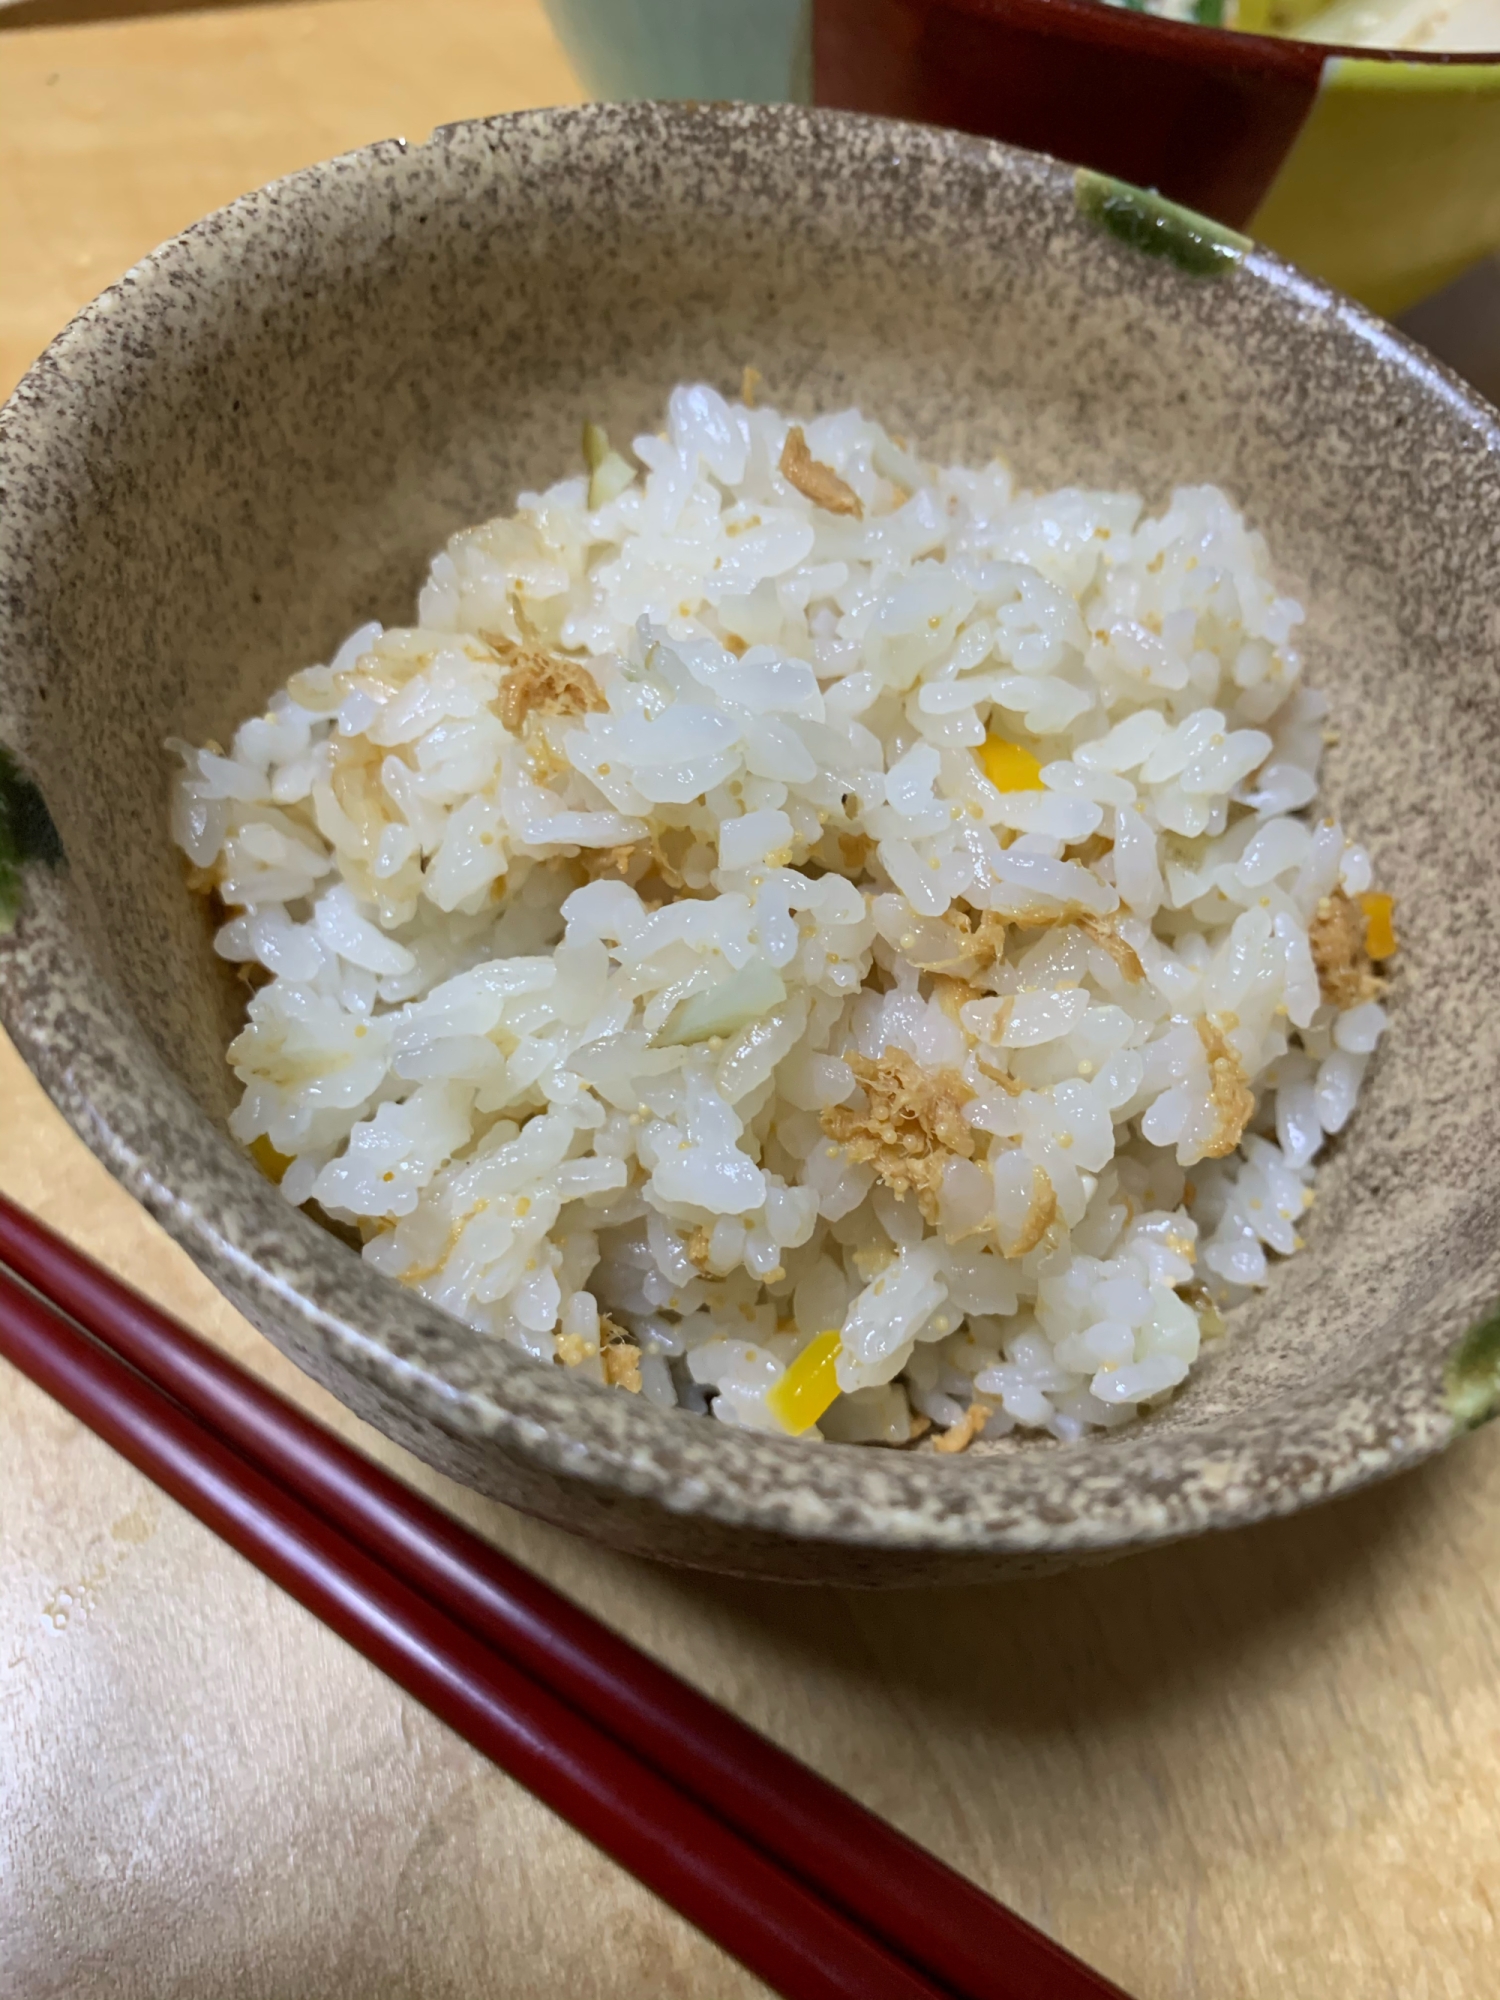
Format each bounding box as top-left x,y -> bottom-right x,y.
3,106 -> 1499,1585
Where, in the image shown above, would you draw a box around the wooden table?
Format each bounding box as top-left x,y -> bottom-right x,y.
2,9 -> 1498,1995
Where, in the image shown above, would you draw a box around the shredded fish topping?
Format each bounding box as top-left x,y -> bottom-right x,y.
779,425 -> 864,518
1196,1017 -> 1256,1160
1001,1165 -> 1058,1258
599,1315 -> 643,1393
821,1046 -> 974,1222
1309,888 -> 1382,1010
491,641 -> 608,733
932,1399 -> 994,1454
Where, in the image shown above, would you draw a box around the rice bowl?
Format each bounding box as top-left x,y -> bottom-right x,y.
172,385 -> 1395,1454
7,101 -> 1495,1581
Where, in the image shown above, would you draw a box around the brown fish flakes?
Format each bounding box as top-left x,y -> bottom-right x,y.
490,639 -> 608,733
581,842 -> 639,880
904,905 -> 1010,976
932,1400 -> 993,1454
930,973 -> 986,1027
821,1045 -> 974,1222
1001,1165 -> 1058,1258
1073,911 -> 1144,984
910,904 -> 1141,986
779,426 -> 864,518
600,1314 -> 643,1393
1196,1016 -> 1255,1160
1309,888 -> 1382,1010
1013,906 -> 1143,983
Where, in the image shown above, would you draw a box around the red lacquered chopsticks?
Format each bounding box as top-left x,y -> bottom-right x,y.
0,1264 -> 935,2000
0,1191 -> 1131,2000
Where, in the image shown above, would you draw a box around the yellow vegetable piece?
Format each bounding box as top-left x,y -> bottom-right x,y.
977,735 -> 1044,793
582,420 -> 636,509
766,1330 -> 843,1435
249,1134 -> 293,1185
1359,890 -> 1397,961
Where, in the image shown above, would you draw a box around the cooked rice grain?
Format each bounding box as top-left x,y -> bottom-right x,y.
172,386 -> 1390,1450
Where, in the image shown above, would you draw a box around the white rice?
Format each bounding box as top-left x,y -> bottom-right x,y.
171,384 -> 1392,1450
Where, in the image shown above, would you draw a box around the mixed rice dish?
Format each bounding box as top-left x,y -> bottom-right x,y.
173,383 -> 1396,1452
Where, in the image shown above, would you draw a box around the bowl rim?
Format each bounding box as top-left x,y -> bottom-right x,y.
2,99 -> 1497,1565
898,0 -> 1500,68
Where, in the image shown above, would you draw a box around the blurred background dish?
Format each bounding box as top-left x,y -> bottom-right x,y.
541,0 -> 1500,314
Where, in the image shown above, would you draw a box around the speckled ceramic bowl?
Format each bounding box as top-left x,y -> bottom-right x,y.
2,104 -> 1499,1586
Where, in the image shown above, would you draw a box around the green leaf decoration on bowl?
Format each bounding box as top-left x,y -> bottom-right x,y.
0,744 -> 64,935
1445,1309 -> 1500,1431
1448,1312 -> 1500,1440
1075,170 -> 1251,278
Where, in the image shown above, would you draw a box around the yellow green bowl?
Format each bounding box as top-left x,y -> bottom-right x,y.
1252,51 -> 1500,312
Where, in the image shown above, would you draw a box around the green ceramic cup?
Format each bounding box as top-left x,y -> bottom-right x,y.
542,0 -> 812,103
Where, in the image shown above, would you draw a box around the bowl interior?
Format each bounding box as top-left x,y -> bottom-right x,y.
3,104 -> 1500,1580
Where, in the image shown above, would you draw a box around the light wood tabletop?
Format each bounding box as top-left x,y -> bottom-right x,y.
2,8 -> 1498,1996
